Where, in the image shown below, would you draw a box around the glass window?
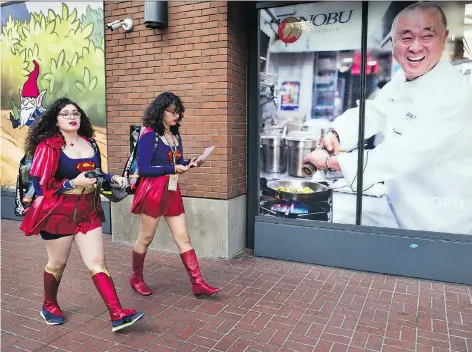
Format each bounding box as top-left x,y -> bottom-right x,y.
258,1 -> 365,225
258,1 -> 472,236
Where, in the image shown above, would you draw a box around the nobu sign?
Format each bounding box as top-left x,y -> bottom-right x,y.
278,10 -> 354,44
302,10 -> 354,26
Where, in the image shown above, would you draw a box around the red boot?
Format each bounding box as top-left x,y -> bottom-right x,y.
91,264 -> 145,332
130,250 -> 152,295
41,265 -> 66,325
180,249 -> 221,298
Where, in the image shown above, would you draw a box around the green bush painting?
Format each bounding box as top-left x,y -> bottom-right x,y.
1,3 -> 106,127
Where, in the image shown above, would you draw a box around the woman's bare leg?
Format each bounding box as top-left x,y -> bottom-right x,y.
45,235 -> 74,269
134,213 -> 160,253
164,214 -> 192,253
73,227 -> 105,270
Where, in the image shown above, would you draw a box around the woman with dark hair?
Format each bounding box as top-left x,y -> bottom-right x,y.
129,92 -> 220,298
20,98 -> 144,331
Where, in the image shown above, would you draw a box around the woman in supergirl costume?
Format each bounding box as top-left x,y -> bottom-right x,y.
20,98 -> 144,332
129,92 -> 221,298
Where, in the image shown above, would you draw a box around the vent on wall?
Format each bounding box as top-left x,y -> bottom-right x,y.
144,1 -> 168,29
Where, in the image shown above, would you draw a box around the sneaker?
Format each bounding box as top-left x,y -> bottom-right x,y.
111,311 -> 145,332
40,307 -> 65,325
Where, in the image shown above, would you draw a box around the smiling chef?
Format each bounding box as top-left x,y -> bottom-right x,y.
304,2 -> 472,235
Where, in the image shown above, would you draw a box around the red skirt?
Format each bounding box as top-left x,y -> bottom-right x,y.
131,175 -> 184,218
20,192 -> 104,236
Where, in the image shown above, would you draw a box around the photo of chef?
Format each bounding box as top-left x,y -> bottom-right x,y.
259,1 -> 472,234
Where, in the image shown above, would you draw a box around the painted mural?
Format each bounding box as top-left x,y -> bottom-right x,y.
1,1 -> 107,187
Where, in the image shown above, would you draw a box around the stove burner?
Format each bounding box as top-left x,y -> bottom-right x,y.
270,201 -> 308,215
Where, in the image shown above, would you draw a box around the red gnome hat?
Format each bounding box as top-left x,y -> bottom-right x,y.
22,60 -> 40,98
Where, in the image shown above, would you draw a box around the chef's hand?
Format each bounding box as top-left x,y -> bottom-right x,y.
304,150 -> 331,170
111,175 -> 129,188
175,164 -> 189,174
304,150 -> 342,172
319,130 -> 340,155
72,172 -> 96,188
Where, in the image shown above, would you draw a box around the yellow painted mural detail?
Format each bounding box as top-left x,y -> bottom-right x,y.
1,3 -> 107,186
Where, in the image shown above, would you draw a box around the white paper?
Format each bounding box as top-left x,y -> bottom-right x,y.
196,146 -> 215,162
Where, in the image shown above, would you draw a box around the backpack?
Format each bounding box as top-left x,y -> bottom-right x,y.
122,125 -> 159,194
14,137 -> 100,217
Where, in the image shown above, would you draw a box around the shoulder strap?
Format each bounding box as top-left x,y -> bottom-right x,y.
89,137 -> 99,154
154,130 -> 159,149
139,126 -> 159,150
15,153 -> 30,216
14,175 -> 25,216
139,125 -> 146,138
15,156 -> 26,216
122,125 -> 151,178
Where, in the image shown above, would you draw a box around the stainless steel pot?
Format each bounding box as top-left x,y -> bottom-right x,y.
285,137 -> 317,177
260,136 -> 287,173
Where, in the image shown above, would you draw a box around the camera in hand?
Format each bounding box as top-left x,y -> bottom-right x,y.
84,168 -> 107,183
84,168 -> 129,203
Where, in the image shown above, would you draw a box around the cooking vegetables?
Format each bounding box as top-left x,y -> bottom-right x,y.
276,186 -> 314,194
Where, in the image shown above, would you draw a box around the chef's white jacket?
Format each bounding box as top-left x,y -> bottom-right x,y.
332,58 -> 472,235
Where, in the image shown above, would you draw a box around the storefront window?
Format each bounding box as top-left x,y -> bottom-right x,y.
258,1 -> 365,225
258,1 -> 472,235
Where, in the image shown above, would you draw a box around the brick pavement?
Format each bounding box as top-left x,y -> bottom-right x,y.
1,219 -> 471,352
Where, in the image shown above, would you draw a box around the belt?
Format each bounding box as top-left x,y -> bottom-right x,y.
63,187 -> 95,195
64,185 -> 99,223
65,181 -> 105,223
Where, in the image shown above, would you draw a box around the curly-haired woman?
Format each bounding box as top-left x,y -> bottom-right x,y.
20,98 -> 144,331
129,92 -> 220,298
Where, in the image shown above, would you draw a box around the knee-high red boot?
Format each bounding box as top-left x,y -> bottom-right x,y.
41,264 -> 66,325
130,250 -> 152,295
180,249 -> 221,298
90,264 -> 145,332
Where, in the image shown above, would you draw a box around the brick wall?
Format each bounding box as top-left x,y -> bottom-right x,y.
104,1 -> 247,200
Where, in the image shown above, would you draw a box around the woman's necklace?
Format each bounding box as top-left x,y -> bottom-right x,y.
163,131 -> 178,162
164,131 -> 176,149
67,135 -> 79,147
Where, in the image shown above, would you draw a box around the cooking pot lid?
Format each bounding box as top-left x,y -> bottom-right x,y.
284,136 -> 317,142
285,137 -> 318,148
261,135 -> 285,146
261,135 -> 282,139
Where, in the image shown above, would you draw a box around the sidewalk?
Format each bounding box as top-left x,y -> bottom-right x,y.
1,219 -> 471,352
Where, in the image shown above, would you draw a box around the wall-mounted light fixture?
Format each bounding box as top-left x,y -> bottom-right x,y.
106,18 -> 134,32
144,1 -> 168,29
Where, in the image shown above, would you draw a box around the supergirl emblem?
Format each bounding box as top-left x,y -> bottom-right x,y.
168,150 -> 182,163
76,161 -> 96,172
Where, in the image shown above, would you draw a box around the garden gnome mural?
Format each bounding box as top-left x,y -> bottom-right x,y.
2,1 -> 107,189
10,60 -> 47,129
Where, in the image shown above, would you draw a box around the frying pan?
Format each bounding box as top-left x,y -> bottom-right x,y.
266,179 -> 330,202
